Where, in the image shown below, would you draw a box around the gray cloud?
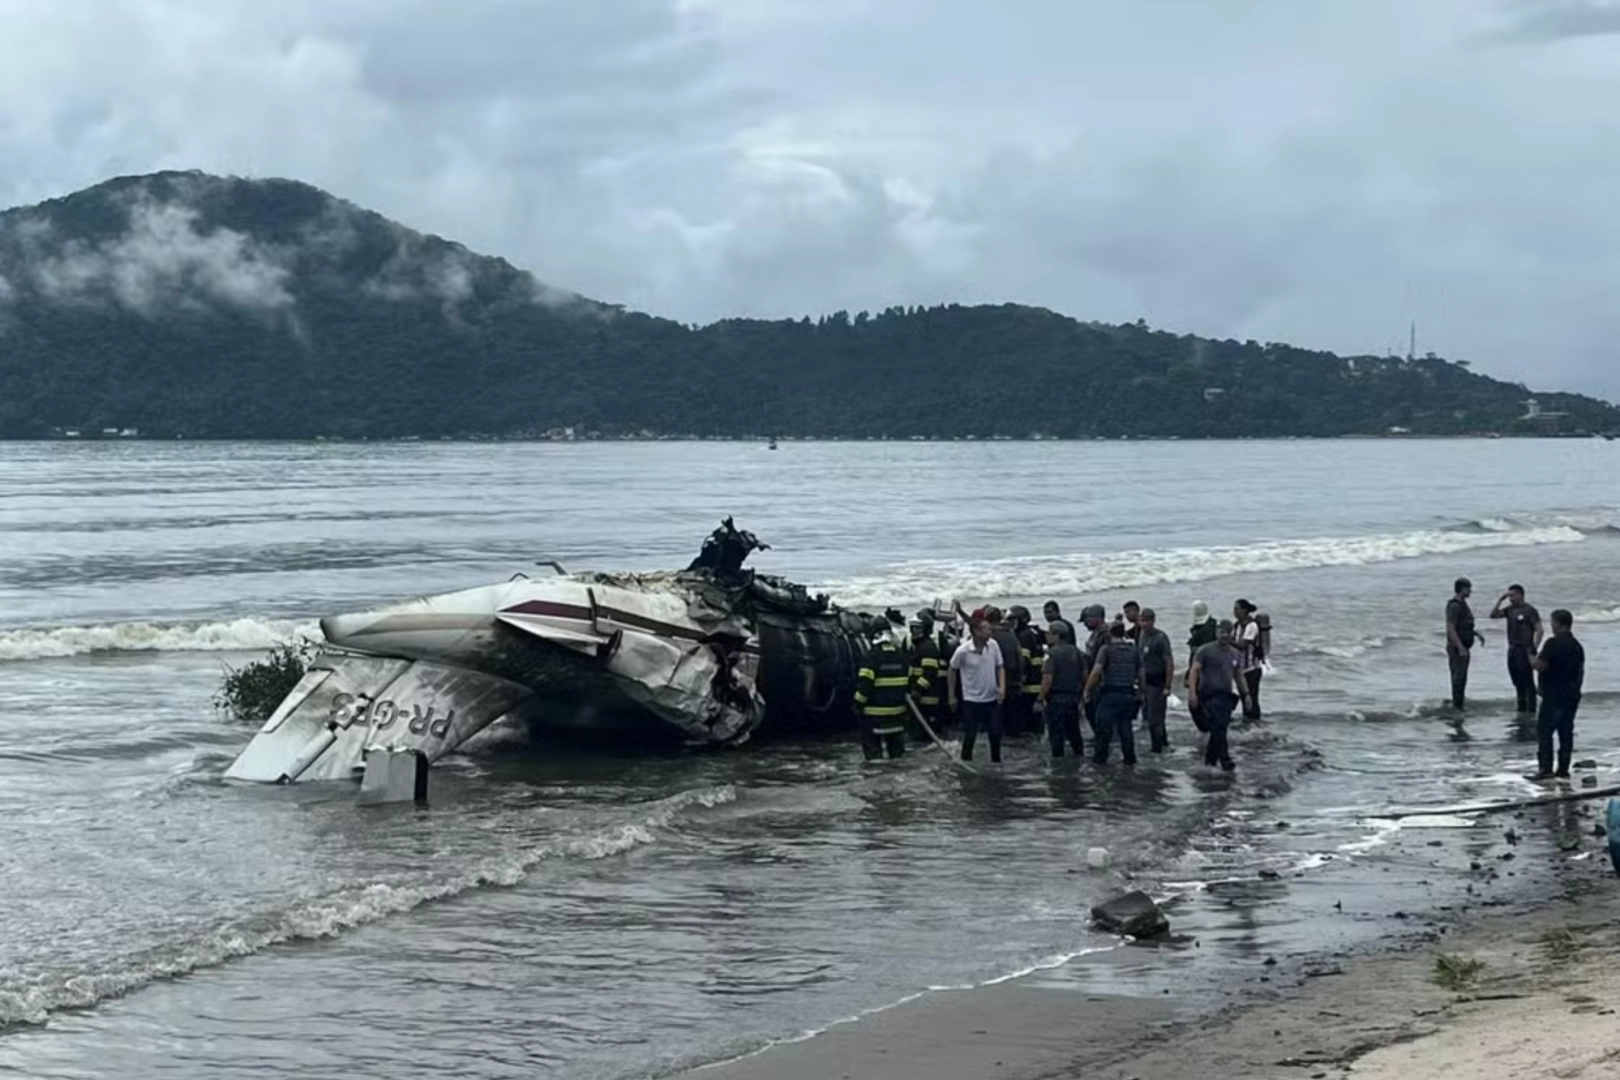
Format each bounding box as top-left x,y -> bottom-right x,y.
15,195 -> 294,316
0,0 -> 1617,397
1495,0 -> 1620,41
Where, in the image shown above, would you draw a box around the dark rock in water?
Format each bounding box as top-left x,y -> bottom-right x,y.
1576,759 -> 1599,770
1091,891 -> 1170,938
1595,824 -> 1608,838
1559,835 -> 1582,852
1505,828 -> 1520,845
1583,776 -> 1599,788
1259,869 -> 1282,880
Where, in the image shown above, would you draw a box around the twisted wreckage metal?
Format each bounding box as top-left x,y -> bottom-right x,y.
226,520 -> 913,790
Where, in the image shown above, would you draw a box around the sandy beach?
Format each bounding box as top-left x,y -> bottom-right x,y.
676,800 -> 1620,1080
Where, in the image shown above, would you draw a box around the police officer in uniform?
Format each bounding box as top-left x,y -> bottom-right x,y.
856,623 -> 913,760
1078,604 -> 1108,736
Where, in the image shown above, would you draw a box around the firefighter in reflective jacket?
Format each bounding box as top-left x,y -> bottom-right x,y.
857,625 -> 912,760
908,610 -> 946,738
1010,605 -> 1045,727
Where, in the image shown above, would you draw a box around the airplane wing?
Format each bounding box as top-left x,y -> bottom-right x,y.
224,651 -> 532,784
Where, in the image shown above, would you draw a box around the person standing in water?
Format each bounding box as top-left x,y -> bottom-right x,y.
1043,600 -> 1075,646
1078,604 -> 1108,735
855,627 -> 912,761
1187,620 -> 1249,772
1136,608 -> 1175,753
1531,609 -> 1585,780
1233,599 -> 1264,720
1185,600 -> 1217,731
1040,621 -> 1086,758
1490,584 -> 1543,714
1446,578 -> 1482,710
985,607 -> 1026,736
1084,622 -> 1143,766
949,615 -> 1005,763
1121,600 -> 1142,642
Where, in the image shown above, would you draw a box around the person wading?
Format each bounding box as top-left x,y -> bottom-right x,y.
985,607 -> 1027,737
1233,599 -> 1264,720
1490,584 -> 1543,714
1531,609 -> 1585,780
1185,600 -> 1217,732
1044,600 -> 1075,647
1078,604 -> 1108,736
1040,621 -> 1086,758
1122,600 -> 1142,642
949,615 -> 1005,763
908,610 -> 947,738
1188,620 -> 1250,772
1011,605 -> 1046,734
855,625 -> 912,761
1084,622 -> 1143,766
1136,608 -> 1175,753
1445,578 -> 1484,710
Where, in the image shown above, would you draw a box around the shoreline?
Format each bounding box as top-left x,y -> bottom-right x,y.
4,433 -> 1611,445
669,802 -> 1620,1080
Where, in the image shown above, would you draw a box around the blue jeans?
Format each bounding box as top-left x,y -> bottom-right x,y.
1537,697 -> 1579,776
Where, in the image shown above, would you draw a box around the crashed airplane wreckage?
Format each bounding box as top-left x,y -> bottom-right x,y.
226,520 -> 927,793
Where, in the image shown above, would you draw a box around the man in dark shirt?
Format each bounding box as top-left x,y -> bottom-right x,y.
1078,604 -> 1108,736
986,607 -> 1026,736
1043,600 -> 1075,646
1445,578 -> 1482,711
1122,600 -> 1141,642
1188,620 -> 1250,772
1531,609 -> 1585,780
1040,622 -> 1086,758
1490,584 -> 1543,714
1136,608 -> 1175,753
1084,622 -> 1143,766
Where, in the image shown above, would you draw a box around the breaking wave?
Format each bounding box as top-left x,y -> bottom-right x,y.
0,617 -> 319,662
820,524 -> 1587,607
0,784 -> 737,1027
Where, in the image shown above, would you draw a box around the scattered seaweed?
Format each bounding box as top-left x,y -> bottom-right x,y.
215,640 -> 313,724
1431,953 -> 1486,993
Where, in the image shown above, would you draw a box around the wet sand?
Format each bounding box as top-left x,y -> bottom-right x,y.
677,806 -> 1620,1080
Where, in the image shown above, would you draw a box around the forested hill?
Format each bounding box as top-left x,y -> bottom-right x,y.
0,171 -> 1614,440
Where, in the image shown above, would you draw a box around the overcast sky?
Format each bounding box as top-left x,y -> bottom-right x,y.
2,0 -> 1618,396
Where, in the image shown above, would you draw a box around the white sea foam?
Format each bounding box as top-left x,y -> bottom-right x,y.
0,617 -> 320,662
0,784 -> 736,1026
1577,605 -> 1620,624
819,524 -> 1587,606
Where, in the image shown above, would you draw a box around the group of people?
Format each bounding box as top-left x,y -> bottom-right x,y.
855,597 -> 1272,773
1445,579 -> 1588,780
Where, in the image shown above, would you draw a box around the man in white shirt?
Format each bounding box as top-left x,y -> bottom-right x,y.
949,615 -> 1006,763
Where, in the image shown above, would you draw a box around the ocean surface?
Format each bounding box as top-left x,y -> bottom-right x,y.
1,439 -> 1617,1079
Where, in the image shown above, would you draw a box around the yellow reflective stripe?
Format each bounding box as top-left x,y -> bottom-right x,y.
854,691 -> 869,704
863,706 -> 908,716
918,696 -> 941,705
874,677 -> 910,688
920,657 -> 941,668
857,668 -> 875,679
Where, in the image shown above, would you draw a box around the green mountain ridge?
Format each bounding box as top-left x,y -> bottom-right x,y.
0,170 -> 1613,440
